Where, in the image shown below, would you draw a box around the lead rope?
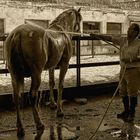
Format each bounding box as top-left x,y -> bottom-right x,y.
44,29 -> 120,50
45,29 -> 122,139
88,66 -> 126,140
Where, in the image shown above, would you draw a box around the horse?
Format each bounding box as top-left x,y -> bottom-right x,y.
4,8 -> 82,137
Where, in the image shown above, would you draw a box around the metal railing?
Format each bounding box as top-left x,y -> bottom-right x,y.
72,36 -> 119,87
0,34 -> 119,87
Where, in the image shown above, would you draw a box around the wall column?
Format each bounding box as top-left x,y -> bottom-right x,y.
100,21 -> 107,34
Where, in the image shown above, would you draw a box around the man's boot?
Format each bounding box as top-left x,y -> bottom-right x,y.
117,96 -> 129,120
128,97 -> 137,121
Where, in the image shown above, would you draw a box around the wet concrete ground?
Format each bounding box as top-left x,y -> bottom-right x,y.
0,93 -> 140,140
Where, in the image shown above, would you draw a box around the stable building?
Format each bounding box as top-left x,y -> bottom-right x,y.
0,0 -> 140,56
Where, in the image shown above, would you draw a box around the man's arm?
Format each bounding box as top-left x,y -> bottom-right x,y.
90,33 -> 121,46
121,40 -> 140,62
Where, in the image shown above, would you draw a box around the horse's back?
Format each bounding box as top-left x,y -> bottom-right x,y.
5,23 -> 45,54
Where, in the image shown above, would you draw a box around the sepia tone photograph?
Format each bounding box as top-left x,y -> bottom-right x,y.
0,0 -> 140,139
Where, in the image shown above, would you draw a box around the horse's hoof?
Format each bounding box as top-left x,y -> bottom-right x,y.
36,124 -> 45,140
57,110 -> 64,117
37,124 -> 45,131
17,127 -> 25,137
49,102 -> 57,110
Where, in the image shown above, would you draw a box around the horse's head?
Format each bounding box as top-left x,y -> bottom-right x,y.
68,8 -> 82,32
49,8 -> 82,33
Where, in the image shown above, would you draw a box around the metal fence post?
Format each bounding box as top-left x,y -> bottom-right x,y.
76,36 -> 81,87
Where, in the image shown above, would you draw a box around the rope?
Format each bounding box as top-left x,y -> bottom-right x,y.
91,35 -> 120,50
45,29 -> 120,50
45,29 -> 122,139
101,40 -> 120,50
88,66 -> 126,140
22,21 -> 120,50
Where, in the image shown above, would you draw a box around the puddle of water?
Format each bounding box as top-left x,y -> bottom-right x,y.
111,130 -> 122,138
0,124 -> 78,140
90,119 -> 113,132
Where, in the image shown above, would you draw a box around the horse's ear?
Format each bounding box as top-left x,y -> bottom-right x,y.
77,7 -> 81,13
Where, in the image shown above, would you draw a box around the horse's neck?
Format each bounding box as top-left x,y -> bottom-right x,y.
49,20 -> 73,31
49,24 -> 64,31
48,24 -> 72,39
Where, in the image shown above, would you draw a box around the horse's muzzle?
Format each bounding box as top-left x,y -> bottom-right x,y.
74,23 -> 80,32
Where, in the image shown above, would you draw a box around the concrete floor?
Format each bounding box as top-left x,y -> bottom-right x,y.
0,94 -> 140,140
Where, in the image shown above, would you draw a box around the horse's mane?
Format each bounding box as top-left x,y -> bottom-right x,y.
49,8 -> 81,27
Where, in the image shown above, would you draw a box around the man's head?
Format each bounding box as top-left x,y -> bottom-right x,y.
127,23 -> 140,40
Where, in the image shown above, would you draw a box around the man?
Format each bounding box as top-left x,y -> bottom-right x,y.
90,23 -> 140,121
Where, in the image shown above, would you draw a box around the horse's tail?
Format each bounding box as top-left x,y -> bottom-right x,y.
7,32 -> 24,79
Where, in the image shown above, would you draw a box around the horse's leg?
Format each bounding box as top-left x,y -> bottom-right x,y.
30,71 -> 45,134
12,77 -> 25,137
57,63 -> 69,117
49,68 -> 57,109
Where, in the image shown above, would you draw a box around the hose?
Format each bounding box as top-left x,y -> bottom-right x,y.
88,66 -> 126,140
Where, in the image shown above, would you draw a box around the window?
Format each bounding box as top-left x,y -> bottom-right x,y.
0,19 -> 4,61
81,22 -> 101,56
83,21 -> 100,33
0,19 -> 4,35
83,21 -> 101,46
25,19 -> 49,29
107,23 -> 122,35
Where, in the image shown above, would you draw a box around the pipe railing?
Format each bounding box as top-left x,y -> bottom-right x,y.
0,34 -> 119,87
